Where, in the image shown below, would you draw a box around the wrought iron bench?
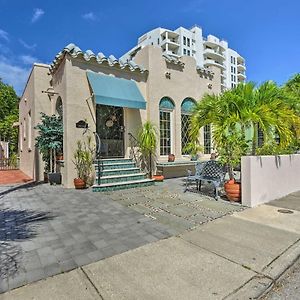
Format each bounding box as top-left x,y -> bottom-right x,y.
185,160 -> 226,199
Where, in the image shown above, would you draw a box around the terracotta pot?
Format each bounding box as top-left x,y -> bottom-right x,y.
168,154 -> 175,162
152,175 -> 164,182
56,155 -> 64,161
74,178 -> 86,189
224,179 -> 241,202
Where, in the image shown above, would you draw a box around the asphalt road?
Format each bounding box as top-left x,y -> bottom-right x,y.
263,257 -> 300,300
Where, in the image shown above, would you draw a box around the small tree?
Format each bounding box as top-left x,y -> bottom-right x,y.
137,121 -> 157,178
35,113 -> 63,173
0,79 -> 19,154
183,139 -> 203,159
216,129 -> 249,180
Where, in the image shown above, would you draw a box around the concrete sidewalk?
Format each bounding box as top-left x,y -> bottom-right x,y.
1,200 -> 300,299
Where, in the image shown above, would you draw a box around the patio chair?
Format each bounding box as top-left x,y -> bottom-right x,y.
198,160 -> 226,199
185,161 -> 206,192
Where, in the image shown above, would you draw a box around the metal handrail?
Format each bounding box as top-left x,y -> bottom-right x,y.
128,132 -> 141,168
93,131 -> 102,185
94,131 -> 101,158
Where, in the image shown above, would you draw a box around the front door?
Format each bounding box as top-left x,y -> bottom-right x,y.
96,104 -> 125,158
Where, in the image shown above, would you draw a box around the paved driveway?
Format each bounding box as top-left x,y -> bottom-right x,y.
0,178 -> 244,293
0,183 -> 172,293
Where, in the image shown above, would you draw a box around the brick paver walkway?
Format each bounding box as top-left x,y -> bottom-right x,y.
0,170 -> 32,185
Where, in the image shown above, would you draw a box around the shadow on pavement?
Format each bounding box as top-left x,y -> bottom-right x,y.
0,208 -> 55,279
0,181 -> 45,197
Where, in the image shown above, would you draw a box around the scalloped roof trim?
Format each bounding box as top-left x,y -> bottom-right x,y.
49,43 -> 148,74
162,53 -> 185,66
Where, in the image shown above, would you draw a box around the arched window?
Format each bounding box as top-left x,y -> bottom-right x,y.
159,97 -> 175,156
181,98 -> 196,155
56,97 -> 63,118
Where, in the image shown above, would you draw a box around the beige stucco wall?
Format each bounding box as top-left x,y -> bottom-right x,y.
241,154 -> 300,207
19,64 -> 52,181
134,46 -> 220,161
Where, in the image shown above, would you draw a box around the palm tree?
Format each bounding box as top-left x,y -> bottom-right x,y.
190,81 -> 300,155
282,74 -> 300,142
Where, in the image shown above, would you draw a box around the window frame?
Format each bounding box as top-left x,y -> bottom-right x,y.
159,97 -> 175,156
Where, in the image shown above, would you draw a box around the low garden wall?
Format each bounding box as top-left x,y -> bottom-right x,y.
241,154 -> 300,207
157,161 -> 196,179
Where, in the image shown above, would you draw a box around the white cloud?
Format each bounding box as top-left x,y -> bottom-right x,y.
19,55 -> 38,65
0,55 -> 31,96
82,12 -> 97,21
0,29 -> 9,41
31,8 -> 45,23
19,39 -> 37,50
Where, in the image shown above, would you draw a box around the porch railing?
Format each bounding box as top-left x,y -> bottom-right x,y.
0,158 -> 19,170
128,133 -> 141,168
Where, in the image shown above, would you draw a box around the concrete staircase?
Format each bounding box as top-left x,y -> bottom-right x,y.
92,158 -> 154,192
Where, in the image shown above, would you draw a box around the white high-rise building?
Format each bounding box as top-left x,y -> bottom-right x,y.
121,25 -> 246,91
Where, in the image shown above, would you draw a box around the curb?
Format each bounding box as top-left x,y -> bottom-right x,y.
225,275 -> 274,300
226,238 -> 300,299
262,238 -> 300,280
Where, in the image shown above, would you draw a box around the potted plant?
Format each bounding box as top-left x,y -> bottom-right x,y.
217,129 -> 248,202
152,170 -> 164,182
137,121 -> 158,179
35,113 -> 63,184
72,138 -> 94,189
168,153 -> 175,162
183,140 -> 203,161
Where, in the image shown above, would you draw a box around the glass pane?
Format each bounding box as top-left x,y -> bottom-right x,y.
160,110 -> 171,155
181,114 -> 191,155
203,124 -> 211,154
96,104 -> 124,158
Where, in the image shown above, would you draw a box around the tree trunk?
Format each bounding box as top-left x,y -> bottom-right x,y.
54,149 -> 56,173
252,123 -> 258,155
50,149 -> 53,173
149,152 -> 152,178
228,164 -> 234,180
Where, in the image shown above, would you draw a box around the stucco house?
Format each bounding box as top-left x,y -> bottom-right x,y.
19,43 -> 220,188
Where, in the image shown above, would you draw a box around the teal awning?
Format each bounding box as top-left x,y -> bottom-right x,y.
86,71 -> 146,110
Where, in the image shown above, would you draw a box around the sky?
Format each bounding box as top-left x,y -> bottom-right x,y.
0,0 -> 299,95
